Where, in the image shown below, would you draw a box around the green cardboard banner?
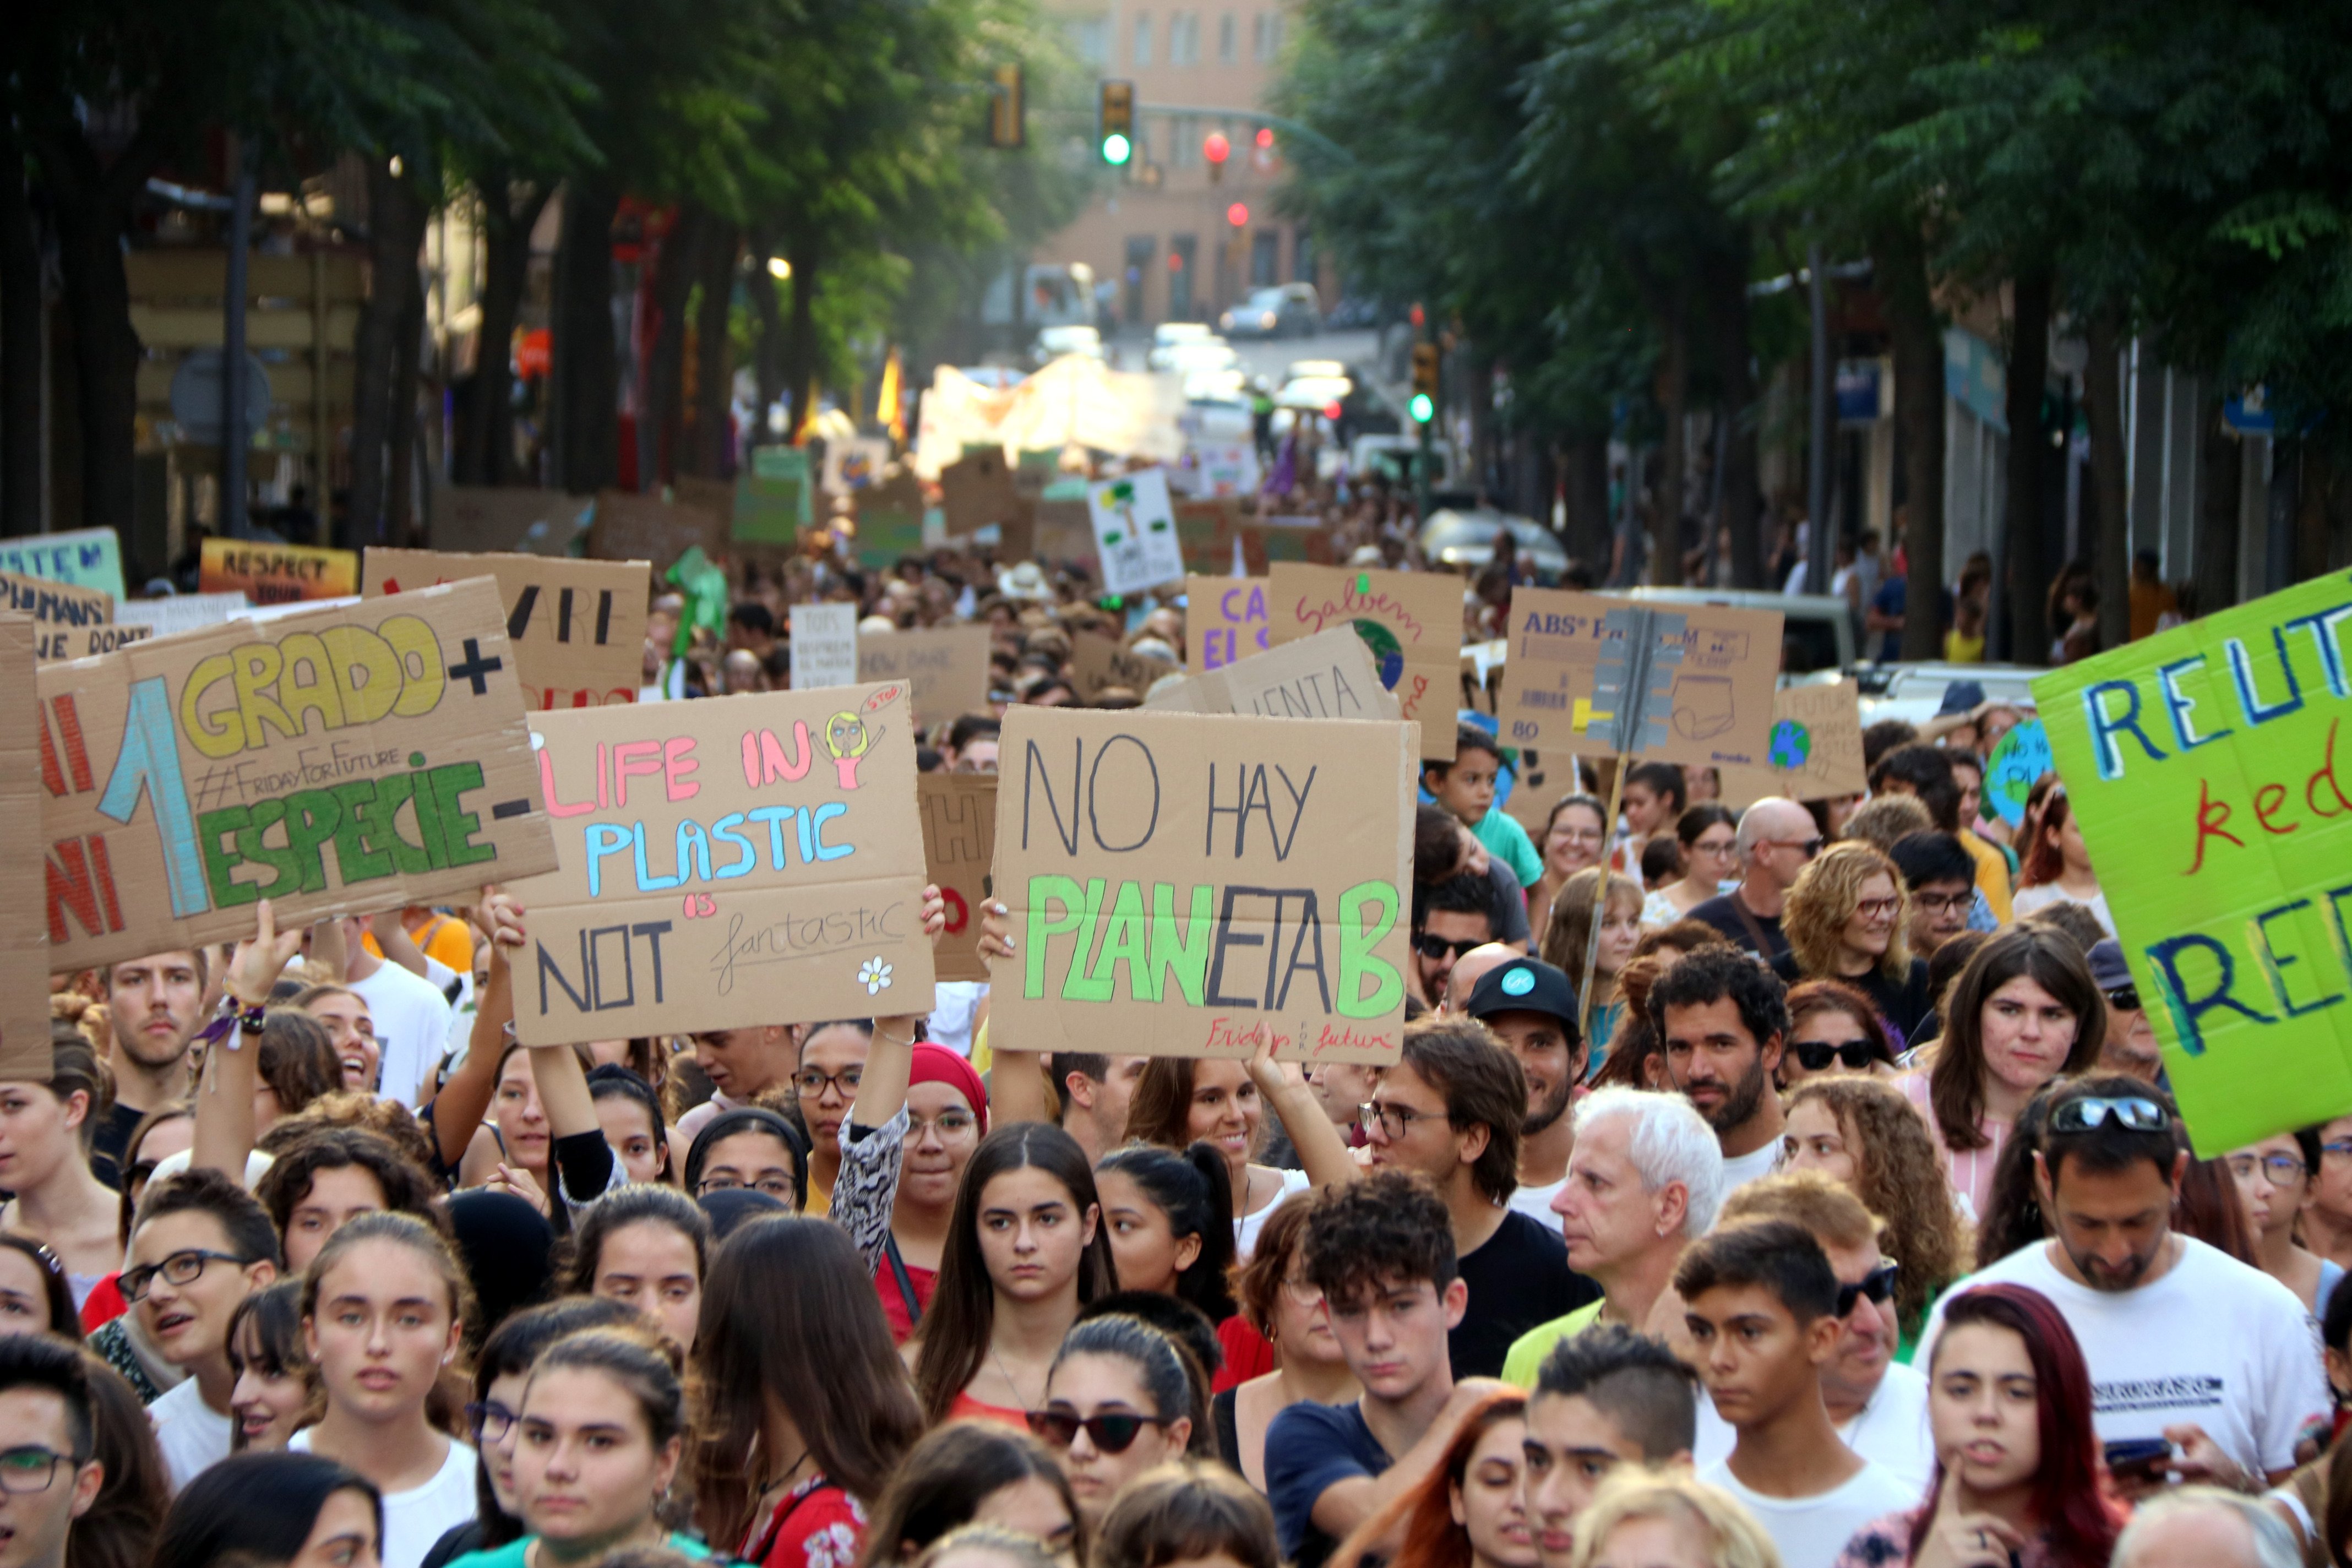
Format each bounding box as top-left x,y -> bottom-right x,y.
734,447 -> 813,543
2034,570 -> 2352,1154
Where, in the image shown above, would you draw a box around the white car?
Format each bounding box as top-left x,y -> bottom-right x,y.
1850,662 -> 2042,727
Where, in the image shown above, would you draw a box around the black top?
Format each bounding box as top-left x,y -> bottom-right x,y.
1211,1386 -> 1242,1475
1266,1401 -> 1390,1568
91,1100 -> 148,1191
1449,1210 -> 1600,1379
1688,890 -> 1789,963
1772,952 -> 1938,1049
1485,860 -> 1531,946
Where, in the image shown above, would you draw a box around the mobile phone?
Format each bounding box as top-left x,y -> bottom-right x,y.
2103,1437 -> 2173,1479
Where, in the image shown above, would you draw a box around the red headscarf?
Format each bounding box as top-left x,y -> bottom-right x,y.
908,1042 -> 987,1135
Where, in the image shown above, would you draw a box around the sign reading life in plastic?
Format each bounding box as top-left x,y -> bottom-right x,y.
510,682 -> 937,1041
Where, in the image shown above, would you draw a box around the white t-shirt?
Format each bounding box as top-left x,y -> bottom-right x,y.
1509,1178 -> 1567,1231
2010,885 -> 2116,937
1919,1235 -> 2327,1477
150,1376 -> 232,1493
350,959 -> 456,1109
291,1429 -> 478,1568
1690,1364 -> 1931,1492
1719,1140 -> 1782,1194
925,981 -> 988,1057
1698,1457 -> 1919,1568
1235,1167 -> 1313,1260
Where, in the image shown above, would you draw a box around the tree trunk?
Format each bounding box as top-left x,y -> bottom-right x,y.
1563,431 -> 1610,575
1707,248 -> 1762,590
2195,390 -> 2241,614
454,179 -> 550,486
2084,314 -> 2130,650
1651,310 -> 1689,586
781,232 -> 821,441
640,206 -> 706,492
552,182 -> 620,494
349,164 -> 427,543
747,228 -> 785,453
2001,268 -> 2052,661
0,132 -> 42,535
386,265 -> 424,543
689,224 -> 738,477
1882,228 -> 1948,662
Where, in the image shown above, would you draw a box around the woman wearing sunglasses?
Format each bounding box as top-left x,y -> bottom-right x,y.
1030,1316 -> 1200,1533
1775,982 -> 1899,1091
1775,843 -> 1934,1048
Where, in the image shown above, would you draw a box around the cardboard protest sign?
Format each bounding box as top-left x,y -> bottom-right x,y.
1034,500 -> 1098,565
591,491 -> 726,568
940,450 -> 1022,536
362,551 -> 650,711
429,487 -> 585,555
199,538 -> 360,605
1088,470 -> 1186,595
1267,565 -> 1465,761
510,682 -> 935,1041
824,437 -> 891,497
851,472 -> 927,567
0,529 -> 126,603
857,625 -> 990,731
921,773 -> 995,983
1714,680 -> 1868,808
0,619 -> 48,1079
734,448 -> 815,545
1176,500 -> 1238,576
1177,442 -> 1261,499
1072,632 -> 1178,702
1148,627 -> 1402,725
1494,588 -> 1784,770
1188,575 -> 1271,674
38,579 -> 560,972
0,573 -> 143,662
2032,574 -> 2352,1152
1984,718 -> 2052,826
992,706 -> 1412,1061
1232,519 -> 1335,573
790,604 -> 859,691
114,594 -> 251,640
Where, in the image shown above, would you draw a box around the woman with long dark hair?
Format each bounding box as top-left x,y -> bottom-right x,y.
693,1217 -> 924,1568
2011,787 -> 2111,938
852,1424 -> 1082,1568
559,1184 -> 711,1351
1095,1144 -> 1237,1325
1329,1390 -> 1529,1568
150,1452 -> 383,1568
1031,1316 -> 1203,1533
910,1125 -> 1117,1427
1900,927 -> 2104,1216
1833,1284 -> 2121,1567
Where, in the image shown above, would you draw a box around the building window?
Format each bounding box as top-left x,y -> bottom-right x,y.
1253,12 -> 1283,60
1069,17 -> 1109,67
1218,12 -> 1236,63
1250,230 -> 1278,288
1173,115 -> 1197,167
1170,13 -> 1199,66
1170,235 -> 1199,320
1133,12 -> 1152,66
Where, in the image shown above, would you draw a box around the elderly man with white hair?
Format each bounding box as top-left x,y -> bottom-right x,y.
1687,796 -> 1821,964
2114,1487 -> 2299,1568
1500,1086 -> 1726,1386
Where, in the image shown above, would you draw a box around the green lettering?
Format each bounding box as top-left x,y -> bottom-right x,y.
427,762 -> 496,868
235,798 -> 303,899
370,774 -> 434,874
199,806 -> 259,908
407,766 -> 450,869
1061,879 -> 1112,1000
1337,880 -> 1404,1017
1024,875 -> 1086,999
331,781 -> 396,884
282,790 -> 343,894
1088,881 -> 1153,1000
1150,884 -> 1213,1005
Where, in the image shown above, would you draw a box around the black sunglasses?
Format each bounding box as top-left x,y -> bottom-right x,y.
1835,1262 -> 1899,1317
1026,1408 -> 1173,1454
2050,1096 -> 2170,1134
1791,1039 -> 1880,1073
2103,986 -> 2141,1014
1414,933 -> 1484,962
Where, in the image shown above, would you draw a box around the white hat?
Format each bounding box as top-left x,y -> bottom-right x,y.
998,562 -> 1053,601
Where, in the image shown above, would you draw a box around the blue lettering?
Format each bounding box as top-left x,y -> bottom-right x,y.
674,820 -> 712,883
2147,933 -> 2277,1056
584,823 -> 631,898
2157,655 -> 2230,753
2084,680 -> 2167,781
710,813 -> 757,880
2251,900 -> 2346,1020
2225,631 -> 2306,726
810,802 -> 853,862
631,821 -> 679,891
2282,603 -> 2352,699
747,805 -> 794,869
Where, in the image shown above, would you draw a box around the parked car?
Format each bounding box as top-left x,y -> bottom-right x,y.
1418,509 -> 1572,580
1221,282 -> 1320,339
1849,661 -> 2042,726
1032,325 -> 1103,364
1621,587 -> 1855,674
957,366 -> 1026,390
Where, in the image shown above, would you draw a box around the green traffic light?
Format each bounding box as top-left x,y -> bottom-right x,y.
1409,392 -> 1434,423
1102,132 -> 1133,165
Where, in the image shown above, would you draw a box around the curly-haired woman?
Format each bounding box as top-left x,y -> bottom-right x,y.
1774,842 -> 1934,1047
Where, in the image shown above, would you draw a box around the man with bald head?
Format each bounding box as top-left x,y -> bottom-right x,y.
1686,798 -> 1820,963
2113,1488 -> 2297,1568
1442,943 -> 1520,1014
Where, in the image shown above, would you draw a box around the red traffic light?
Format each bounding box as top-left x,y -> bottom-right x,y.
1227,202 -> 1249,227
1204,132 -> 1230,165
1409,303 -> 1425,328
1255,127 -> 1275,150
1167,251 -> 1183,271
1323,401 -> 1342,420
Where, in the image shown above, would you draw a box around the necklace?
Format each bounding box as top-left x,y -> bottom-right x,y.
989,1343 -> 1044,1411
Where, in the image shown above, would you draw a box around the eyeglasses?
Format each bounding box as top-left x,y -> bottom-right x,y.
1359,1102 -> 1446,1140
793,1066 -> 864,1101
1834,1262 -> 1899,1318
2103,986 -> 2142,1014
1280,1276 -> 1325,1309
0,1447 -> 84,1495
1852,897 -> 1900,919
1026,1408 -> 1174,1454
696,1174 -> 797,1199
1414,934 -> 1484,962
1913,891 -> 1972,916
1766,837 -> 1826,858
2324,1140 -> 2352,1161
1791,1039 -> 1880,1073
465,1400 -> 519,1445
2049,1096 -> 2171,1134
2228,1152 -> 2309,1185
120,1249 -> 248,1302
910,1110 -> 979,1142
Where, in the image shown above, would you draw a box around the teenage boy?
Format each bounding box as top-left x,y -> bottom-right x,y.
1050,1053 -> 1150,1162
1888,831 -> 1976,961
1687,799 -> 1816,962
1678,1219 -> 1915,1568
1652,946 -> 1788,1191
1266,1172 -> 1505,1568
1521,1327 -> 1698,1568
1461,958 -> 1587,1222
1424,725 -> 1543,891
127,1169 -> 281,1489
1874,742 -> 2011,923
679,1024 -> 800,1137
0,1336 -> 103,1568
98,951 -> 208,1184
1362,1019 -> 1597,1376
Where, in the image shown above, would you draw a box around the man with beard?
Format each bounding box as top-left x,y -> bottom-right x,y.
1652,946 -> 1788,1193
1460,957 -> 1587,1223
1411,874 -> 1495,1009
98,951 -> 208,1186
1921,1075 -> 2327,1494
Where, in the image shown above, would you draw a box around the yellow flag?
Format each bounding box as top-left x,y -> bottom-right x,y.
878,345 -> 905,443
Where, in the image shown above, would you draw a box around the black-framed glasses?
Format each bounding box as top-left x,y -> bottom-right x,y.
1026,1408 -> 1173,1453
1834,1262 -> 1899,1318
0,1447 -> 83,1495
1359,1101 -> 1446,1141
696,1173 -> 797,1199
120,1249 -> 248,1302
1791,1039 -> 1880,1073
793,1066 -> 864,1101
2049,1096 -> 2170,1134
1767,836 -> 1826,859
2228,1152 -> 2308,1186
1414,933 -> 1483,962
2104,986 -> 2142,1014
465,1400 -> 518,1444
1913,891 -> 1972,916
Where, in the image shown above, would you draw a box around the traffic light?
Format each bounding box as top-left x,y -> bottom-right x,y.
1204,130 -> 1229,183
1227,202 -> 1249,228
987,63 -> 1025,149
1411,342 -> 1439,424
1098,80 -> 1134,166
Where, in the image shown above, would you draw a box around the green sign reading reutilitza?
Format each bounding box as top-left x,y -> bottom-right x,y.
2035,570 -> 2352,1154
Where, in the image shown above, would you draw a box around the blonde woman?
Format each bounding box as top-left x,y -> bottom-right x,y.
1538,869 -> 1642,1061
1566,1469 -> 1780,1568
1774,842 -> 1933,1048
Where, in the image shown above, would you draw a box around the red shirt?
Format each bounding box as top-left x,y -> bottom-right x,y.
873,1251 -> 937,1346
744,1476 -> 867,1568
